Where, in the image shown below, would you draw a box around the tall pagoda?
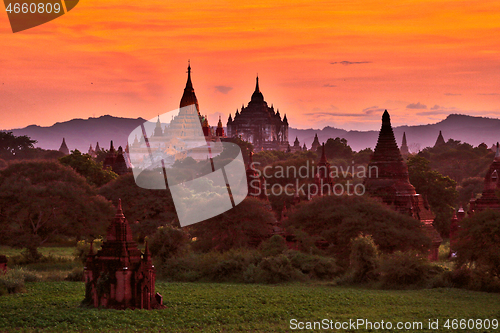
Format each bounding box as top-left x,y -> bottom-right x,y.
400,132 -> 409,157
59,138 -> 69,155
434,130 -> 446,148
364,110 -> 441,260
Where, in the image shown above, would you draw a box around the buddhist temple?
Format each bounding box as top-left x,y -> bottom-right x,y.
59,138 -> 69,155
102,141 -> 129,175
226,76 -> 289,151
311,133 -> 320,152
88,144 -> 96,158
400,132 -> 409,158
364,110 -> 441,260
83,200 -> 162,309
469,142 -> 500,213
290,137 -> 302,152
434,130 -> 446,148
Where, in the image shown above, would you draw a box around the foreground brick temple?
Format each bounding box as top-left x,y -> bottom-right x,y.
83,200 -> 163,309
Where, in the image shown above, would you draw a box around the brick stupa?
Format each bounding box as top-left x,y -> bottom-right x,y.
469,142 -> 500,213
83,199 -> 162,309
364,110 -> 442,260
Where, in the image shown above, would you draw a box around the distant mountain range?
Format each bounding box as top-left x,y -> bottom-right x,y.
6,114 -> 500,153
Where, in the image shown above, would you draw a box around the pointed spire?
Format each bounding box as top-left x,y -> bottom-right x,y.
400,132 -> 409,156
251,75 -> 264,102
434,130 -> 445,147
59,138 -> 69,155
365,110 -> 416,196
116,198 -> 124,217
109,140 -> 115,153
180,61 -> 200,114
495,142 -> 500,161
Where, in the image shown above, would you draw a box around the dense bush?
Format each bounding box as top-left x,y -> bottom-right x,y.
0,268 -> 39,295
454,209 -> 500,279
74,239 -> 103,264
377,251 -> 446,288
259,235 -> 288,257
285,195 -> 431,265
345,234 -> 379,283
147,225 -> 190,263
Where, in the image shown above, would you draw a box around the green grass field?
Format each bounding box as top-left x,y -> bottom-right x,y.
0,282 -> 499,332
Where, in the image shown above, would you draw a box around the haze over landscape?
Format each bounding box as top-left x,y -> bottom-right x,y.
8,113 -> 500,153
1,0 -> 500,131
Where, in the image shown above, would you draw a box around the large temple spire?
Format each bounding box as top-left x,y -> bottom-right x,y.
180,61 -> 200,114
251,75 -> 264,102
364,110 -> 415,196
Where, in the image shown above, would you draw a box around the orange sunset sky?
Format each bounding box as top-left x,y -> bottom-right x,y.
1,0 -> 500,131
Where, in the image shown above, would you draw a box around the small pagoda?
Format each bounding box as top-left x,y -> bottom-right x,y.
469,142 -> 500,213
83,199 -> 162,309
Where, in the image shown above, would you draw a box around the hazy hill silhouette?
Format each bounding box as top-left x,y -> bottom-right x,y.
6,114 -> 500,153
9,115 -> 146,152
290,114 -> 500,152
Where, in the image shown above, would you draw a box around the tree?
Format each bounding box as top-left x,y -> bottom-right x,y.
285,195 -> 430,265
407,155 -> 458,235
0,161 -> 113,259
59,149 -> 118,187
0,132 -> 37,160
98,173 -> 177,241
189,197 -> 275,252
455,210 -> 500,279
321,137 -> 353,160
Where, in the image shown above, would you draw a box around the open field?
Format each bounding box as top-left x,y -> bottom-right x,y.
0,282 -> 499,332
0,246 -> 75,260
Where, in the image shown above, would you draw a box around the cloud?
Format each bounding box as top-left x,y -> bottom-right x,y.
444,93 -> 461,96
431,105 -> 440,110
330,61 -> 372,65
362,106 -> 387,115
304,112 -> 369,118
406,102 -> 427,109
215,86 -> 233,94
478,93 -> 500,96
323,84 -> 337,87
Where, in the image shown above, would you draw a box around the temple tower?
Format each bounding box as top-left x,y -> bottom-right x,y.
226,76 -> 288,150
364,110 -> 441,260
400,132 -> 409,157
59,138 -> 69,155
469,142 -> 500,213
434,130 -> 446,148
83,200 -> 162,309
